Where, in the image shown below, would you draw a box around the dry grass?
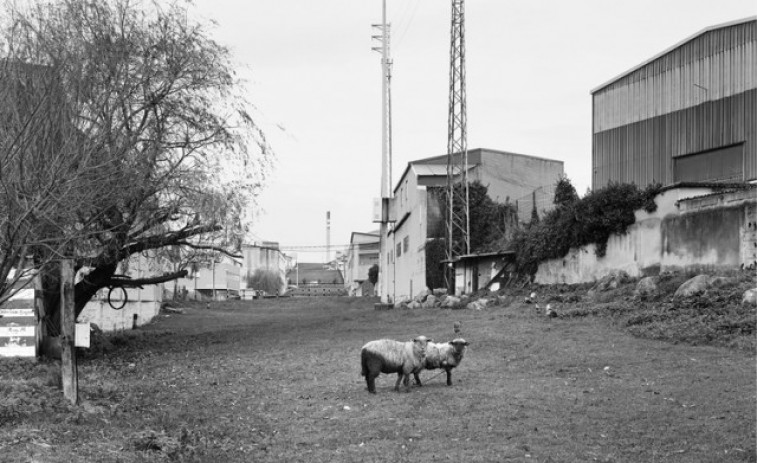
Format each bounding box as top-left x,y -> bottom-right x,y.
0,294 -> 755,462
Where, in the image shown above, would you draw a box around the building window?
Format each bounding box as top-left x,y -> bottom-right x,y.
396,242 -> 402,258
359,254 -> 378,266
673,144 -> 744,183
403,236 -> 409,253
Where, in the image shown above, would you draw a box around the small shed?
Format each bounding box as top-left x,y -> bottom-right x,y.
449,251 -> 515,294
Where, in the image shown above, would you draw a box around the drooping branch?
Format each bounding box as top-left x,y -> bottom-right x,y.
175,241 -> 242,259
108,269 -> 188,288
110,223 -> 221,265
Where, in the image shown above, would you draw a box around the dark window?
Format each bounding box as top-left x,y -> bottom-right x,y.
396,243 -> 402,258
674,144 -> 744,183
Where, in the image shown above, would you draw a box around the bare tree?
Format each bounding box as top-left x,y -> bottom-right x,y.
0,0 -> 271,325
0,60 -> 122,306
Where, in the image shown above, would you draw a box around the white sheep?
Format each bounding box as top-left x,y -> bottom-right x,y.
413,338 -> 469,387
360,336 -> 431,393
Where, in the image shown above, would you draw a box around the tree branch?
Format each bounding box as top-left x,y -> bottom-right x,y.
175,241 -> 242,259
108,269 -> 188,288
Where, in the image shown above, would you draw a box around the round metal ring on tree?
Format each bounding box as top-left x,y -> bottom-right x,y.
107,286 -> 128,310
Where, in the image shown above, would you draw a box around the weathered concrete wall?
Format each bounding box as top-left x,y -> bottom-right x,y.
78,284 -> 162,332
661,207 -> 742,271
535,186 -> 756,284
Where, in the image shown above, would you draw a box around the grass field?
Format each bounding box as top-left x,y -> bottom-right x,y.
1,290 -> 755,462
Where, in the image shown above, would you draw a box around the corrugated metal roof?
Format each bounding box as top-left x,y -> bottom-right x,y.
591,16 -> 757,94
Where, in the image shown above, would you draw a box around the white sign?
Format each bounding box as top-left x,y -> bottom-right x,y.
75,323 -> 91,348
0,345 -> 35,357
9,288 -> 34,300
372,197 -> 382,223
0,325 -> 35,337
0,308 -> 35,317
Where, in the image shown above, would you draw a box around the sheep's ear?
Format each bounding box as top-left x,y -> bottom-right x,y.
448,341 -> 454,346
463,341 -> 470,346
427,338 -> 433,343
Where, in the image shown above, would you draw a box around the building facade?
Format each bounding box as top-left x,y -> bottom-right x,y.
381,148 -> 563,300
591,17 -> 757,189
241,242 -> 290,295
344,231 -> 379,296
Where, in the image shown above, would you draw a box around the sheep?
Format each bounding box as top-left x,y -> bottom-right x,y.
361,336 -> 431,393
413,338 -> 469,387
453,320 -> 462,334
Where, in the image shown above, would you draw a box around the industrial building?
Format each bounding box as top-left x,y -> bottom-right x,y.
343,231 -> 379,296
382,148 -> 563,300
591,17 -> 756,188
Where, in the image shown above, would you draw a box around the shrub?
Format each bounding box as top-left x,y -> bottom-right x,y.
245,269 -> 283,295
368,264 -> 378,285
510,180 -> 662,275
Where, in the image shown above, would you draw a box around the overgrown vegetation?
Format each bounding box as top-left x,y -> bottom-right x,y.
245,269 -> 283,295
426,181 -> 519,287
368,264 -> 378,286
542,271 -> 756,352
507,179 -> 662,275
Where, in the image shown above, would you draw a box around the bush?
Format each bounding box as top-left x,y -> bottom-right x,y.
510,180 -> 662,275
245,269 -> 283,295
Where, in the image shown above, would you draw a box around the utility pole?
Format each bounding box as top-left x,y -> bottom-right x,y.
372,0 -> 393,303
446,0 -> 469,294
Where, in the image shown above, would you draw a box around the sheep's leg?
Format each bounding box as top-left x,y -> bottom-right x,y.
394,373 -> 403,391
366,372 -> 378,394
402,373 -> 411,391
413,372 -> 423,387
445,367 -> 453,386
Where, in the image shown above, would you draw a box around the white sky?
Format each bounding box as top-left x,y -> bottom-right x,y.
193,0 -> 756,262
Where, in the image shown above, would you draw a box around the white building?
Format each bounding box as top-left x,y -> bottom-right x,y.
381,148 -> 563,300
344,231 -> 379,296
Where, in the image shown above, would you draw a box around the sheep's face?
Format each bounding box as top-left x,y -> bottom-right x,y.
412,336 -> 431,358
449,338 -> 469,353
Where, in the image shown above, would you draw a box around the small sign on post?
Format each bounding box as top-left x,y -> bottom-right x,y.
75,323 -> 90,348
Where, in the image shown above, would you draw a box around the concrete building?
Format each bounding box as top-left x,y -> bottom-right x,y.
194,257 -> 242,300
344,231 -> 379,296
241,242 -> 290,295
591,17 -> 757,189
382,148 -> 563,300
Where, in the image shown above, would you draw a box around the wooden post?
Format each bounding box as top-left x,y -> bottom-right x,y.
34,273 -> 45,355
60,259 -> 78,405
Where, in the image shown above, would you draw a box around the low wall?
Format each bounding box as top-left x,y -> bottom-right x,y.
78,284 -> 162,332
535,186 -> 756,284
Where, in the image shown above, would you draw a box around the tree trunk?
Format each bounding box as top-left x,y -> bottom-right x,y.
39,262 -> 118,339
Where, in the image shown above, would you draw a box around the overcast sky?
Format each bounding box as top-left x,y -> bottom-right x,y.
193,0 -> 755,262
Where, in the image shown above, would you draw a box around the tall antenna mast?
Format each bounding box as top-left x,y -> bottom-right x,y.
446,0 -> 469,293
372,0 -> 393,302
326,210 -> 331,263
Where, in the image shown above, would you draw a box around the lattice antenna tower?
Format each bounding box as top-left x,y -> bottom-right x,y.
446,0 -> 469,283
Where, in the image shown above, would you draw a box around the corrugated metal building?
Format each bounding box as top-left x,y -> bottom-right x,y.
591,17 -> 757,188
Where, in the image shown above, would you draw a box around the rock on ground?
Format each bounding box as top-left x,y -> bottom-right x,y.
674,275 -> 710,298
635,276 -> 660,298
743,288 -> 757,305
